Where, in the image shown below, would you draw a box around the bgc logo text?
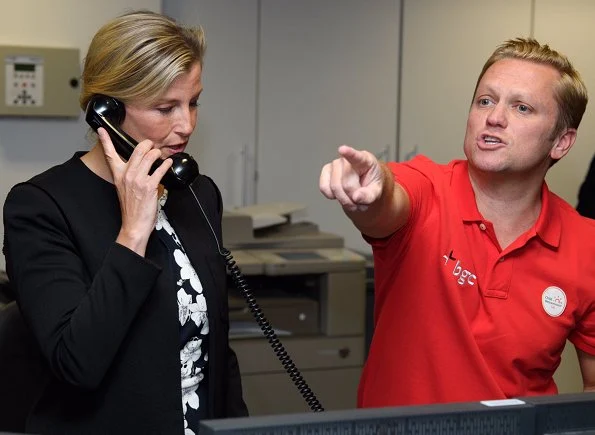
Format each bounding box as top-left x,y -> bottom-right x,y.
442,250 -> 477,286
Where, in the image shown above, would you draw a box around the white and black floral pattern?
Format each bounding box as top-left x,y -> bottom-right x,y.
156,192 -> 209,435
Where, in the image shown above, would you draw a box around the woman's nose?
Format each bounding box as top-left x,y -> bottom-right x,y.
176,107 -> 196,136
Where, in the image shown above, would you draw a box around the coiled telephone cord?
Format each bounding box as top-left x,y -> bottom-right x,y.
189,185 -> 324,412
222,248 -> 324,412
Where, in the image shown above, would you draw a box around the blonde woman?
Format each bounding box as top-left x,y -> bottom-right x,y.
4,10 -> 247,434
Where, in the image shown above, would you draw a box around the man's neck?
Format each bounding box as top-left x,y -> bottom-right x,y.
468,168 -> 544,249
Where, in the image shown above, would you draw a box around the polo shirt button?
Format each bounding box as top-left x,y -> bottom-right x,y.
479,223 -> 487,230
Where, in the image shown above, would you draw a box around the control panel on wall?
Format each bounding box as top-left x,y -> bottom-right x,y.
0,45 -> 80,117
6,55 -> 44,108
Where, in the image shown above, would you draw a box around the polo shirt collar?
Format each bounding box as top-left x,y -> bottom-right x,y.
451,160 -> 561,248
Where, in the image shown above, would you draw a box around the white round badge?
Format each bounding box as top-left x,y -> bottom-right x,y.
542,286 -> 567,317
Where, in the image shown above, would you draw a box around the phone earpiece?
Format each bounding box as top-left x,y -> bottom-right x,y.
87,95 -> 125,123
85,95 -> 138,161
84,94 -> 199,189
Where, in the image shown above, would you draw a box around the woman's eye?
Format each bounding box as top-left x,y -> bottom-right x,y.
157,106 -> 173,114
190,100 -> 201,108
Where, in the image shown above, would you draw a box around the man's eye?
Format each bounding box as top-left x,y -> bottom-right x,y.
190,100 -> 201,108
479,98 -> 491,106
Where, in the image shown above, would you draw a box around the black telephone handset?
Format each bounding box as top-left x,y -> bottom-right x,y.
85,94 -> 199,190
85,95 -> 324,413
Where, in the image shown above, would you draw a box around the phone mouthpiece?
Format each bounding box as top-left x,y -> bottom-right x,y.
163,152 -> 200,189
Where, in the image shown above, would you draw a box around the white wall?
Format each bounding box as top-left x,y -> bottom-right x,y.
256,0 -> 399,255
164,0 -> 399,259
399,0 -> 532,165
0,1 -> 161,271
162,0 -> 259,209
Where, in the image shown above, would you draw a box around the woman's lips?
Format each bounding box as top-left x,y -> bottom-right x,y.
163,144 -> 186,155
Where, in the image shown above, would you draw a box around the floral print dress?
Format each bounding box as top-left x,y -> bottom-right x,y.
156,192 -> 209,435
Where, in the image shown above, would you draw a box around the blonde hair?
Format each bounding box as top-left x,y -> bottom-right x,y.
473,37 -> 588,137
80,10 -> 206,110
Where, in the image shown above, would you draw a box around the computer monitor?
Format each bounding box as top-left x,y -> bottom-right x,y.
199,398 -> 535,434
522,392 -> 595,435
199,393 -> 595,435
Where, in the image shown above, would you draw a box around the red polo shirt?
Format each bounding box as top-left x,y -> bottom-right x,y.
358,155 -> 595,408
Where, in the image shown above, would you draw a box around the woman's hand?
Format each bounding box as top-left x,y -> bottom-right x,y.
97,127 -> 173,256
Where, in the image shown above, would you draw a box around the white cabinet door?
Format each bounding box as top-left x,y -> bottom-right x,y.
399,0 -> 532,164
535,0 -> 595,206
257,0 -> 400,254
164,0 -> 259,209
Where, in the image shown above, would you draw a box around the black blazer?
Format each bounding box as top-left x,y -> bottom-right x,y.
577,154 -> 595,219
3,153 -> 247,434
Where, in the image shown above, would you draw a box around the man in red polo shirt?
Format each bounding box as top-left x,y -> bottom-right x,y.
319,37 -> 595,407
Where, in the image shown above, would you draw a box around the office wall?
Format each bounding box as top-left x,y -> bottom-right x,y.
399,0 -> 532,164
162,0 -> 259,209
0,1 -> 160,271
163,0 -> 399,257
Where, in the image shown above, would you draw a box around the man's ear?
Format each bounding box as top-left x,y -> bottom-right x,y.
551,128 -> 577,160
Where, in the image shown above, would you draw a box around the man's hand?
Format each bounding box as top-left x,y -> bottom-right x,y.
319,145 -> 410,238
319,145 -> 384,212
